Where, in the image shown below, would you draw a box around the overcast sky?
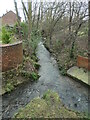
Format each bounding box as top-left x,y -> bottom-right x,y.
0,0 -> 25,21
0,0 -> 15,16
0,0 -> 88,21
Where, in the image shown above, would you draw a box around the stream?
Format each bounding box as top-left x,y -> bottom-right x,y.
2,42 -> 90,118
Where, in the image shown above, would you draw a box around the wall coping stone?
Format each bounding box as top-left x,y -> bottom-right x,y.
0,41 -> 22,47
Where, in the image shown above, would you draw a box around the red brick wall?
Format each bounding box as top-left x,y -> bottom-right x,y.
0,41 -> 23,72
77,55 -> 90,70
2,11 -> 21,26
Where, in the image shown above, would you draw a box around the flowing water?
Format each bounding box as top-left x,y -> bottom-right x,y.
2,42 -> 90,118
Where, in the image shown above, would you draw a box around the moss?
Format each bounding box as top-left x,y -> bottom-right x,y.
14,90 -> 86,119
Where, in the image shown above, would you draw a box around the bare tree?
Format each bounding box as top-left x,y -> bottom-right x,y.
14,0 -> 20,26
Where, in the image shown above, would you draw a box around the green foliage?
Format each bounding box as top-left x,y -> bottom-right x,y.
30,72 -> 40,81
13,22 -> 28,39
0,32 -> 1,38
20,70 -> 31,79
2,27 -> 11,44
30,29 -> 41,53
20,22 -> 28,38
13,22 -> 19,34
60,68 -> 67,76
78,27 -> 88,37
42,90 -> 60,105
20,70 -> 40,81
5,82 -> 14,92
31,55 -> 38,62
1,26 -> 17,44
34,62 -> 40,70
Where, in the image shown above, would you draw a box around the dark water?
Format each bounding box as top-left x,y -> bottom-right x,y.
2,42 -> 90,118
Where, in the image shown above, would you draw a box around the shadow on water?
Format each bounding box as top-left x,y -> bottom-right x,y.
2,41 -> 90,118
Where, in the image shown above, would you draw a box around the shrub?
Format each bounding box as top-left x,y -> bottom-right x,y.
20,22 -> 28,38
30,29 -> 41,53
5,82 -> 14,92
30,72 -> 40,81
34,62 -> 40,70
2,27 -> 11,44
13,22 -> 28,39
20,70 -> 40,81
20,70 -> 31,79
60,68 -> 67,76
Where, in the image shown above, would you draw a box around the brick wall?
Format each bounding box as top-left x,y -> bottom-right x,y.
77,55 -> 90,70
2,11 -> 21,26
0,41 -> 23,72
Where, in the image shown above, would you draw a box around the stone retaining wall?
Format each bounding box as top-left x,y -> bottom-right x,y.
0,41 -> 23,72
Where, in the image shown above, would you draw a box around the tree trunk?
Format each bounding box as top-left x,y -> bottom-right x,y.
28,0 -> 32,40
37,6 -> 40,29
14,0 -> 21,39
14,0 -> 20,26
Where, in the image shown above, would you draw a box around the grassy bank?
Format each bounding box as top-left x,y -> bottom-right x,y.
14,90 -> 87,119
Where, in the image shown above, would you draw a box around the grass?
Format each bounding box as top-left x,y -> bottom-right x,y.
14,90 -> 86,119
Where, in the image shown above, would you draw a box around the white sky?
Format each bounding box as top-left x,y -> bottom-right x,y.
0,0 -> 15,16
0,0 -> 25,21
0,0 -> 88,21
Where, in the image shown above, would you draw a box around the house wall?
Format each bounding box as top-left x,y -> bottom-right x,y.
2,11 -> 21,26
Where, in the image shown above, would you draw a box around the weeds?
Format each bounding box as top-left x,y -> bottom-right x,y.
30,72 -> 40,81
5,82 -> 14,92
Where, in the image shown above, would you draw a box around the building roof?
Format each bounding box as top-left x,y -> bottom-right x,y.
1,10 -> 21,19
